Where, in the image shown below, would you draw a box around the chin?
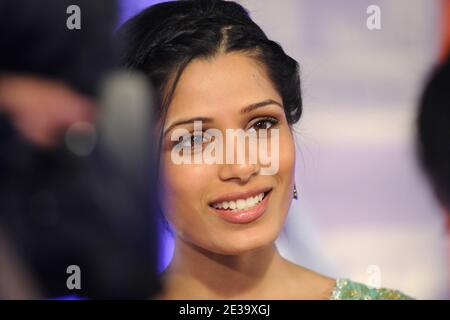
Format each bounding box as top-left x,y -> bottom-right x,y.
208,223 -> 282,255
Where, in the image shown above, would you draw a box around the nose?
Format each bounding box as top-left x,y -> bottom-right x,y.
218,159 -> 260,183
217,128 -> 261,183
219,162 -> 260,183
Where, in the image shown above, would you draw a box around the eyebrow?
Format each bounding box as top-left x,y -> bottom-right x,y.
240,99 -> 283,114
163,99 -> 282,137
163,117 -> 214,138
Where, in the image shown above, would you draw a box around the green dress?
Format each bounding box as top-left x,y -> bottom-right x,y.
330,278 -> 414,300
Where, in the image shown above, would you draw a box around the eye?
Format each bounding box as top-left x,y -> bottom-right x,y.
176,131 -> 213,149
249,117 -> 279,132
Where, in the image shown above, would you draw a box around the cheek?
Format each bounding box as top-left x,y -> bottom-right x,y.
274,128 -> 296,215
161,155 -> 213,226
277,127 -> 296,178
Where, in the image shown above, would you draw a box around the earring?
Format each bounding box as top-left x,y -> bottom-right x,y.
293,183 -> 298,200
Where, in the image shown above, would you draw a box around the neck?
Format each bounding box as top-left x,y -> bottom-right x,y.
160,237 -> 291,299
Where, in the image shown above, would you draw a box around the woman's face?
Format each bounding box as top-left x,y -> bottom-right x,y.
160,52 -> 296,255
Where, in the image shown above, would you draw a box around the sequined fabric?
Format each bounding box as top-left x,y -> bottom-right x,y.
329,278 -> 414,300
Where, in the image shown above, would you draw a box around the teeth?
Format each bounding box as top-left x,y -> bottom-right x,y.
236,199 -> 246,210
212,192 -> 265,211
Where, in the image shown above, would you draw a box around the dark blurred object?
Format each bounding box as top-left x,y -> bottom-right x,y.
0,0 -> 160,299
417,55 -> 450,211
0,0 -> 116,96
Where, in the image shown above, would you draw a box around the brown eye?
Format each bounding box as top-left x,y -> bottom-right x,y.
251,117 -> 279,131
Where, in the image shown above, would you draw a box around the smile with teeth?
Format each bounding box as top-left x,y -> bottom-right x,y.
211,192 -> 266,211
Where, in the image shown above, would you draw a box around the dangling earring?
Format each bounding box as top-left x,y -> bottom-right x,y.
293,183 -> 298,200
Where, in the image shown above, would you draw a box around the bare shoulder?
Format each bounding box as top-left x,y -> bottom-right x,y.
283,260 -> 336,299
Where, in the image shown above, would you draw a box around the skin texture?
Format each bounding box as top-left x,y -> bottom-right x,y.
0,75 -> 94,148
156,52 -> 335,299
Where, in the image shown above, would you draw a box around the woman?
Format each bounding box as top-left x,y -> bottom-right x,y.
117,0 -> 412,300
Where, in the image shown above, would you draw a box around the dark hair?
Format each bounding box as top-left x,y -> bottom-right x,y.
417,57 -> 450,209
116,0 -> 302,233
116,0 -> 302,126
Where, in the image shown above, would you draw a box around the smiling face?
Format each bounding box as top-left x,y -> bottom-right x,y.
160,52 -> 296,255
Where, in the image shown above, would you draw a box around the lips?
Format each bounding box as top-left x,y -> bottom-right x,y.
208,187 -> 272,206
208,188 -> 273,224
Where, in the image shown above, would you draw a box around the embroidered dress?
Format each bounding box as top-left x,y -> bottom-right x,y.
330,278 -> 414,300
